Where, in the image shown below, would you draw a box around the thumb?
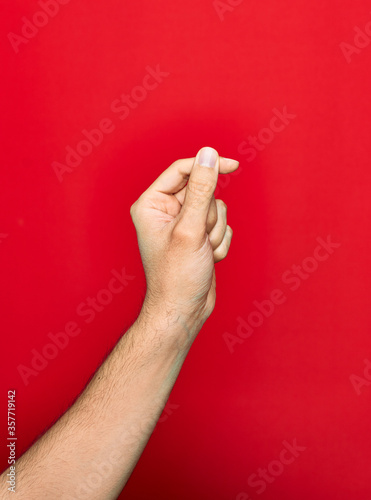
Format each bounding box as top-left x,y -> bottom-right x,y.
179,147 -> 220,236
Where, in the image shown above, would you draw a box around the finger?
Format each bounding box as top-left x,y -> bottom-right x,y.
208,199 -> 227,250
179,147 -> 219,235
206,196 -> 218,234
148,154 -> 239,195
173,187 -> 217,233
214,225 -> 233,263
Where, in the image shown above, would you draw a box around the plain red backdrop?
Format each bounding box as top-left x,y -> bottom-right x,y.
1,1 -> 371,498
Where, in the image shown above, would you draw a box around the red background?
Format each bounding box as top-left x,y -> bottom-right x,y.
1,1 -> 371,499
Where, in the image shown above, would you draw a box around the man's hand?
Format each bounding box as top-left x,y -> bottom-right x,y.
131,147 -> 239,333
0,147 -> 238,499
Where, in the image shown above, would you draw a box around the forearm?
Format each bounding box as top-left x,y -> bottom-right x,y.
1,147 -> 235,498
1,307 -> 197,499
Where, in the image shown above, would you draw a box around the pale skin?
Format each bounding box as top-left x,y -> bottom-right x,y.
0,147 -> 238,499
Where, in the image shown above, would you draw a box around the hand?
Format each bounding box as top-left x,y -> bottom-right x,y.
130,147 -> 239,335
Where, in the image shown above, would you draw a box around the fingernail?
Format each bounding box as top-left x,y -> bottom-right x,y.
198,147 -> 218,168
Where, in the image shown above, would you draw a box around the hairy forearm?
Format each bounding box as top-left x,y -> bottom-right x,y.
1,147 -> 234,498
1,307 -> 197,499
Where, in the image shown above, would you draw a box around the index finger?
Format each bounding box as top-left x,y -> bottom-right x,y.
148,155 -> 239,195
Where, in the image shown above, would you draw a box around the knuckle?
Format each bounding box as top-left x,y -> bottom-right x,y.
172,223 -> 195,243
130,196 -> 145,220
217,199 -> 227,211
214,228 -> 233,261
188,178 -> 214,197
210,233 -> 223,250
130,200 -> 140,218
170,159 -> 184,170
209,209 -> 218,227
214,247 -> 227,262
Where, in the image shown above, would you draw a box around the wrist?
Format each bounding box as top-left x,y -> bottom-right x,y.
138,295 -> 204,352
